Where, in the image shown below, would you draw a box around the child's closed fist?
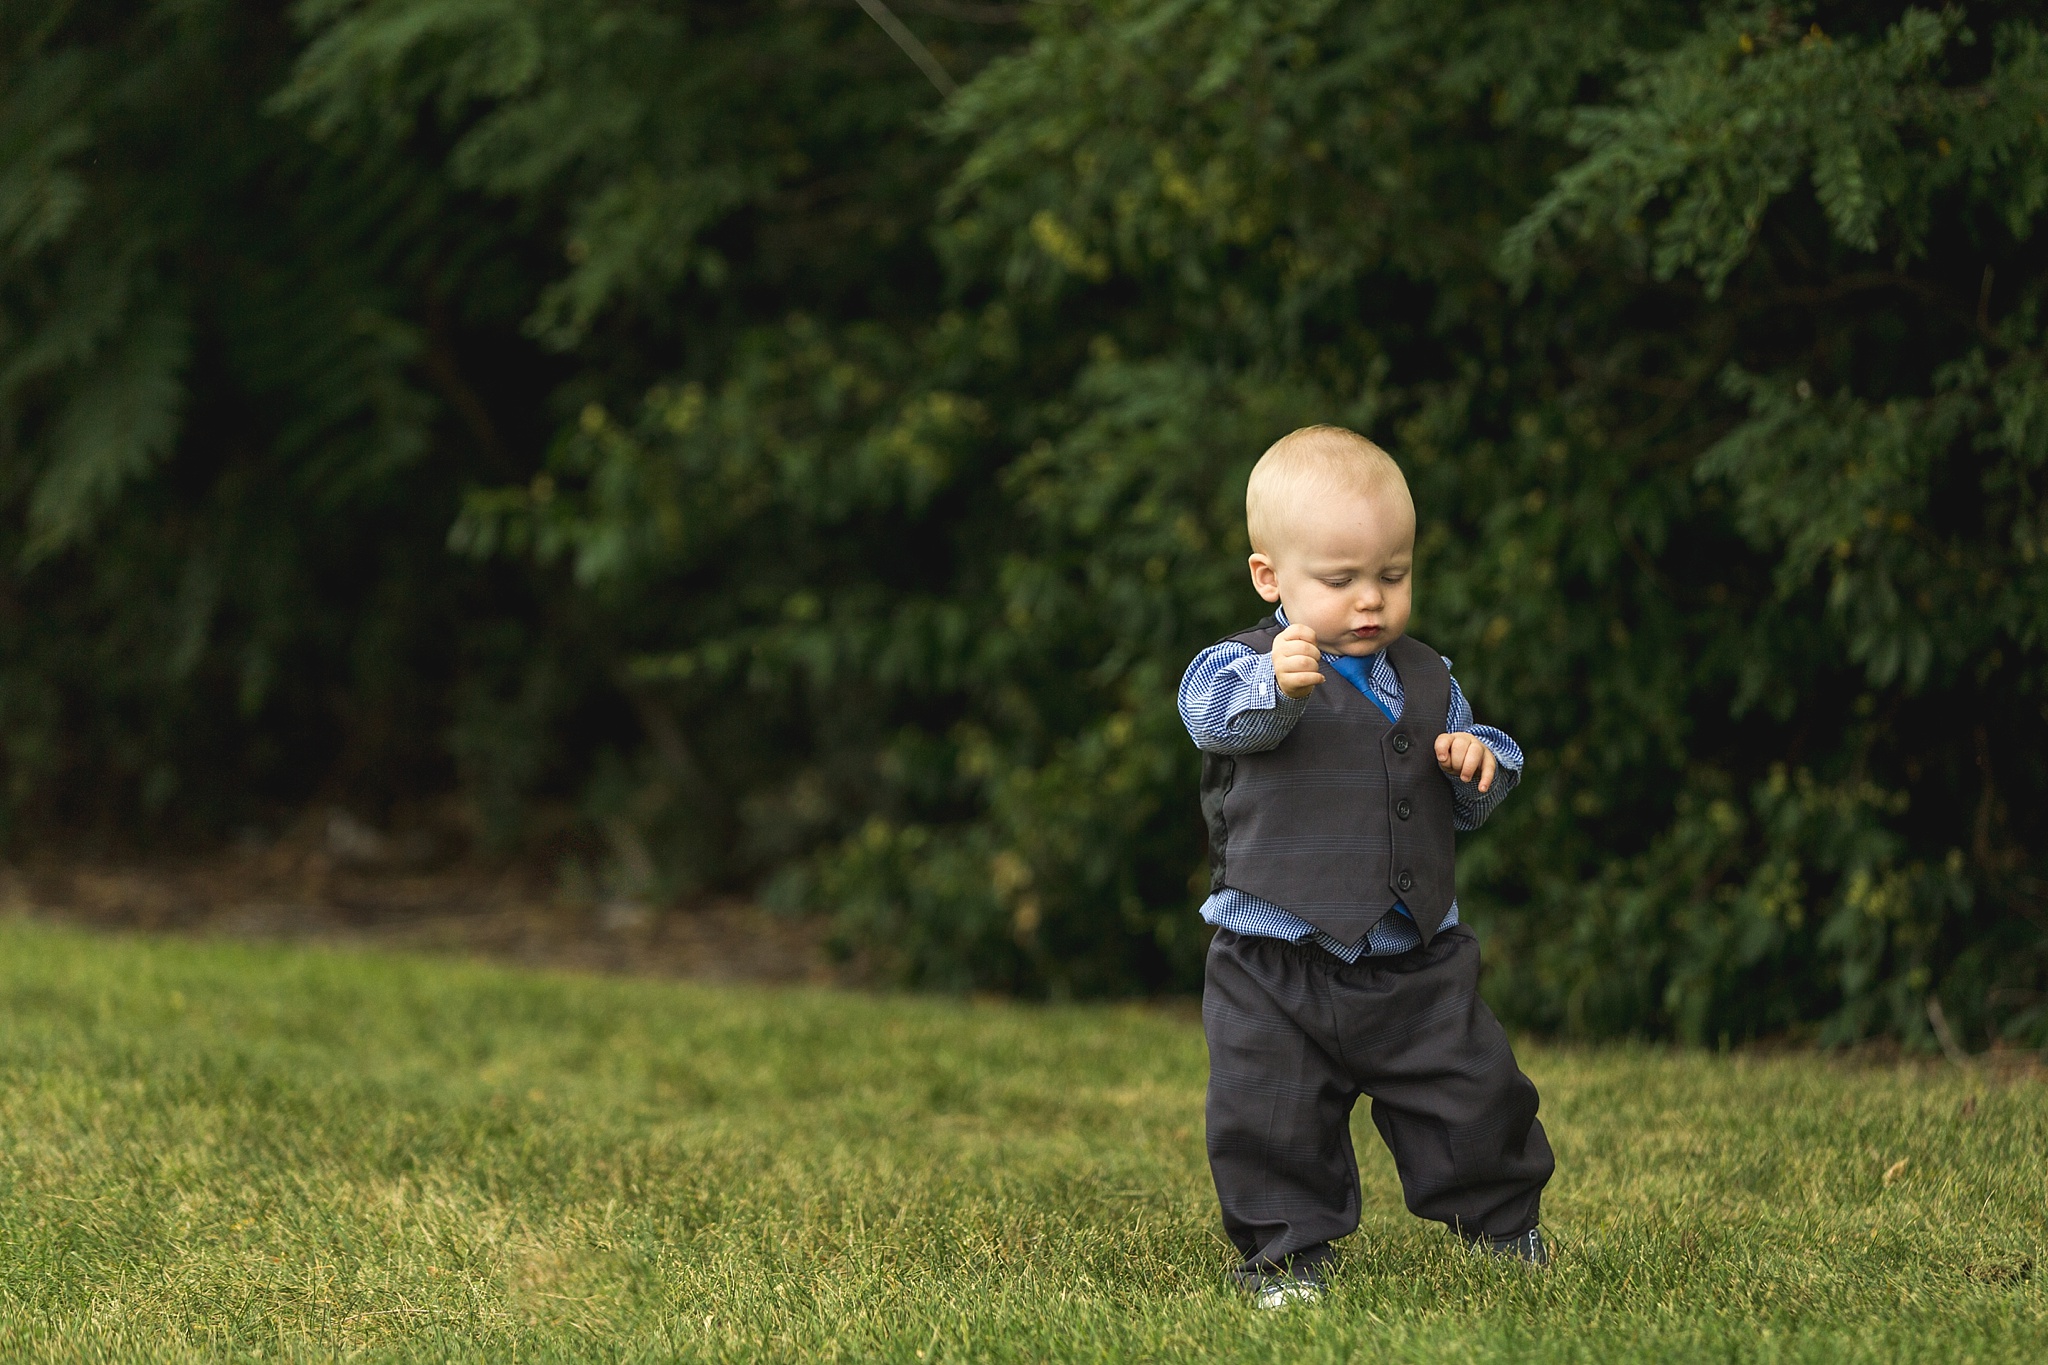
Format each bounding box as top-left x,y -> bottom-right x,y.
1435,731 -> 1498,793
1272,624 -> 1325,700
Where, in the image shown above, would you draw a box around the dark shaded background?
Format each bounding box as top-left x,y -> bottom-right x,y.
3,0 -> 2045,1044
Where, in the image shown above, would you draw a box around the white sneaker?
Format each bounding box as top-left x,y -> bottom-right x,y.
1252,1279 -> 1324,1310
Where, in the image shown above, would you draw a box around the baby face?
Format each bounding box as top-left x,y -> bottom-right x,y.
1247,486 -> 1414,657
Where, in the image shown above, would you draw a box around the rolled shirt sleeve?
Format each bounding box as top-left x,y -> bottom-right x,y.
1178,641 -> 1309,755
1444,670 -> 1522,831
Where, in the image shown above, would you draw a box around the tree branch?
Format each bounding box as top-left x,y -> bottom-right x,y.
853,0 -> 958,96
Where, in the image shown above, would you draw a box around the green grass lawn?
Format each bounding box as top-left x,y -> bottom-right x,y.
0,919 -> 2042,1363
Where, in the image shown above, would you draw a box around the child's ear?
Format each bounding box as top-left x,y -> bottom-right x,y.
1247,554 -> 1283,603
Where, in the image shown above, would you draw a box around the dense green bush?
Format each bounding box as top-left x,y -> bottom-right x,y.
4,1 -> 2045,1044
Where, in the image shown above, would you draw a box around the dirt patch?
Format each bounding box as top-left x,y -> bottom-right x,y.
0,810 -> 840,986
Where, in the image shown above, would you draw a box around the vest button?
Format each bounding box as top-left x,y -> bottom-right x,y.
1392,733 -> 1411,754
1396,798 -> 1413,820
1397,870 -> 1414,892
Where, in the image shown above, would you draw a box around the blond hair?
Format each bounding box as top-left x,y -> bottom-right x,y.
1245,425 -> 1412,555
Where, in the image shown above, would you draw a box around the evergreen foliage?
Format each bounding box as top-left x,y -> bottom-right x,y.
4,1 -> 2045,1043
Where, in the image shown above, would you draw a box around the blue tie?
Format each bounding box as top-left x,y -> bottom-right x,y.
1323,652 -> 1398,724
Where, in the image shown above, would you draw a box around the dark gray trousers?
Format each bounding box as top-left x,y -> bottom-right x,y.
1202,925 -> 1554,1275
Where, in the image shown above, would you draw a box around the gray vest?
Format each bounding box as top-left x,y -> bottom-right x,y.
1199,623 -> 1457,947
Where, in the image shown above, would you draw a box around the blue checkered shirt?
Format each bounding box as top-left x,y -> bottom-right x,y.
1179,612 -> 1522,962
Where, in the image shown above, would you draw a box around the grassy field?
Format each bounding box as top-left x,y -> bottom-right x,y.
0,919 -> 2042,1362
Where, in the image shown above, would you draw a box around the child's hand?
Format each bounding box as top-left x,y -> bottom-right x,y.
1435,731 -> 1498,793
1272,624 -> 1326,700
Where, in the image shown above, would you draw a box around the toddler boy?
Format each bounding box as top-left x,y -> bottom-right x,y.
1180,425 -> 1554,1308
